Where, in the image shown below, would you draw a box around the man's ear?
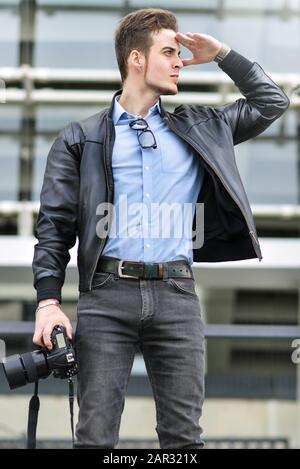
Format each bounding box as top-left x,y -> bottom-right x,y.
128,49 -> 145,70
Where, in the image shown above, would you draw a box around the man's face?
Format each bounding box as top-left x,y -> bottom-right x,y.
142,28 -> 183,96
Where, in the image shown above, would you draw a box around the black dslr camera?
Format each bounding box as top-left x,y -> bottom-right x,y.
3,325 -> 77,389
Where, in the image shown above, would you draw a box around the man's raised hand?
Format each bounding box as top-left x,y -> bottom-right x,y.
175,32 -> 222,66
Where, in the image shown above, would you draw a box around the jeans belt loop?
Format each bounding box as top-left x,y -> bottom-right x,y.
162,262 -> 169,281
158,263 -> 164,279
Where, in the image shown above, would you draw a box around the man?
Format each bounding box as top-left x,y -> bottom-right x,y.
32,8 -> 289,449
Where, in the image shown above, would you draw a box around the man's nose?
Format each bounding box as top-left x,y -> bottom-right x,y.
174,57 -> 184,69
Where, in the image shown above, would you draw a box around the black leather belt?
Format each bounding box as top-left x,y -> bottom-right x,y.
96,256 -> 194,280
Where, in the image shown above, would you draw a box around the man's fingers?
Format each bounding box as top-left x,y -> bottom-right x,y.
175,33 -> 197,66
43,323 -> 72,348
66,324 -> 73,341
33,327 -> 46,346
62,318 -> 73,339
175,32 -> 194,46
33,332 -> 43,347
33,313 -> 72,349
43,327 -> 53,350
182,58 -> 197,67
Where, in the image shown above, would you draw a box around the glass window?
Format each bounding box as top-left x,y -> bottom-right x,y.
0,105 -> 21,132
36,105 -> 103,133
0,8 -> 19,66
0,1 -> 19,5
290,0 -> 300,10
34,10 -> 120,68
205,289 -> 298,399
225,0 -> 283,9
236,140 -> 298,205
177,12 -> 300,73
32,136 -> 51,201
220,15 -> 300,73
254,108 -> 297,138
31,5 -> 300,72
0,137 -> 19,201
130,0 -> 218,7
37,0 -> 122,5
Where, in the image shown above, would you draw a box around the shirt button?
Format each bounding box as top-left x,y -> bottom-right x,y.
146,193 -> 150,198
146,244 -> 151,248
145,165 -> 150,170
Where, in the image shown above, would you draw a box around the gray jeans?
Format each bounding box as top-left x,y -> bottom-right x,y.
74,261 -> 205,449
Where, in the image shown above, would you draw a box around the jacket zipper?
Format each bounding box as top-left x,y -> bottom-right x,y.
88,116 -> 114,290
164,115 -> 262,259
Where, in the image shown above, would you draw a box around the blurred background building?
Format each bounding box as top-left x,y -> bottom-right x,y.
0,0 -> 299,449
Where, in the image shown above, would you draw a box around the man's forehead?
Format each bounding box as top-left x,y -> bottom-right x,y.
152,29 -> 180,51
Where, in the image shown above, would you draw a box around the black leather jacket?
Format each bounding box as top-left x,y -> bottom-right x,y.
32,50 -> 290,302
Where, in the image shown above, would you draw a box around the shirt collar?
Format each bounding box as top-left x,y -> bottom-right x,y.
112,95 -> 161,125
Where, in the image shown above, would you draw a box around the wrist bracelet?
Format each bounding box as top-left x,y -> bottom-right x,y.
214,43 -> 231,63
35,301 -> 61,314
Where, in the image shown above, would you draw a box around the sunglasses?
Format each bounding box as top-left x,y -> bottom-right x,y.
129,118 -> 157,149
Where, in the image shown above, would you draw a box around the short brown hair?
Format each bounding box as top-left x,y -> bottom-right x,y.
115,8 -> 178,82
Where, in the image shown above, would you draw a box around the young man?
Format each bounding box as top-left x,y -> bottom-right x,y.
32,8 -> 289,449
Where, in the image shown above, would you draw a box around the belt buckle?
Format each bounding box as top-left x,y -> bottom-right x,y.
118,260 -> 140,279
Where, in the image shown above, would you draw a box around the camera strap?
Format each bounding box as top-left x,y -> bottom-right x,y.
27,379 -> 75,449
27,381 -> 40,449
68,378 -> 75,446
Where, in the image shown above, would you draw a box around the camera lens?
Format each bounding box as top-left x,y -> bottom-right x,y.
2,354 -> 27,389
3,350 -> 50,389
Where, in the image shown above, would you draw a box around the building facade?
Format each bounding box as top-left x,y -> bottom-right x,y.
0,0 -> 299,448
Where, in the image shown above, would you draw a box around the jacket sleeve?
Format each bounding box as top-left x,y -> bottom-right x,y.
32,124 -> 80,304
214,50 -> 290,145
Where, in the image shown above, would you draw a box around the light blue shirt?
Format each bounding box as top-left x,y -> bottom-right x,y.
101,96 -> 204,265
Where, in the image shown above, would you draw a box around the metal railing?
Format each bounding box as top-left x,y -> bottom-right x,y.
0,66 -> 299,107
1,320 -> 300,339
1,202 -> 299,237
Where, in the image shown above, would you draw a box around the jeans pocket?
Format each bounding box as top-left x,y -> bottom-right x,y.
167,277 -> 197,296
91,271 -> 115,290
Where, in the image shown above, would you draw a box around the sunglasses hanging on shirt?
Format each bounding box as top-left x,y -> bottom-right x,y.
129,118 -> 157,149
